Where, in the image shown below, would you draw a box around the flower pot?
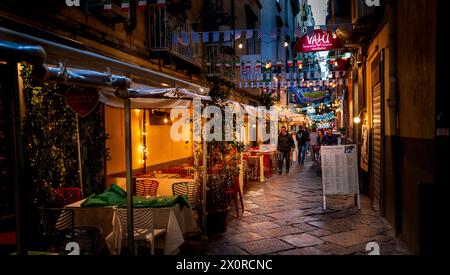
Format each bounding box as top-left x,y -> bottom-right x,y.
206,208 -> 230,236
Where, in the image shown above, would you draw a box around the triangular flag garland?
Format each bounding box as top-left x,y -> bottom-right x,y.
156,0 -> 167,8
121,0 -> 130,11
138,1 -> 147,10
104,0 -> 112,10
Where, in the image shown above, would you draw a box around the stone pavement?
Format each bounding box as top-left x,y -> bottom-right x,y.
186,159 -> 411,255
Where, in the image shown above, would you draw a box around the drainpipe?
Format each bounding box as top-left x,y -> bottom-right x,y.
386,0 -> 401,235
125,0 -> 137,33
0,41 -> 46,64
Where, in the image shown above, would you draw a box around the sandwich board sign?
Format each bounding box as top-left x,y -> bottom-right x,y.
320,145 -> 360,209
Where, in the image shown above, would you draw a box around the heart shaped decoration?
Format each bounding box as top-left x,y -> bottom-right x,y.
65,87 -> 99,117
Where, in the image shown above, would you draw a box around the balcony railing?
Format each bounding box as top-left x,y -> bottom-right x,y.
203,43 -> 236,80
148,5 -> 201,67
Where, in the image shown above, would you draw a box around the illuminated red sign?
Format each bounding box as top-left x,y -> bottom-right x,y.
294,30 -> 344,53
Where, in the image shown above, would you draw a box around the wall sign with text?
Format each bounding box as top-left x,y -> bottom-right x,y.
294,30 -> 344,53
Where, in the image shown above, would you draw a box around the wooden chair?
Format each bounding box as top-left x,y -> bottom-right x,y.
172,182 -> 200,210
114,208 -> 166,255
135,179 -> 159,197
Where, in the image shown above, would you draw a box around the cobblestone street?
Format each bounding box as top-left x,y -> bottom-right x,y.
190,160 -> 411,255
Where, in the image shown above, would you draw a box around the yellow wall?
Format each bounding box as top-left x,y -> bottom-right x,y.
105,106 -> 193,176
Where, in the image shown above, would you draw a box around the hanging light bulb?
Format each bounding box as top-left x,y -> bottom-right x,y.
284,41 -> 289,48
238,42 -> 244,49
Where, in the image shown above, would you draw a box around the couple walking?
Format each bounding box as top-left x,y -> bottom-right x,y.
277,126 -> 315,175
276,126 -> 311,175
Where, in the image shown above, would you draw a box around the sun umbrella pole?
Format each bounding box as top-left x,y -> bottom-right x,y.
75,114 -> 84,199
124,98 -> 135,255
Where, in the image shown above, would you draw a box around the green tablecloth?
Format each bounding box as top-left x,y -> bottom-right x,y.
81,184 -> 190,208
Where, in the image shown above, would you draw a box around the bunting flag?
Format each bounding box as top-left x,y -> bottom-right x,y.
235,61 -> 241,68
121,0 -> 130,11
235,31 -> 242,40
225,62 -> 231,68
255,60 -> 261,69
202,32 -> 209,43
138,0 -> 147,9
212,32 -> 219,42
192,32 -> 199,44
104,0 -> 112,10
288,59 -> 294,67
258,30 -> 263,39
246,30 -> 253,40
156,0 -> 167,8
181,33 -> 188,45
224,31 -> 231,42
245,61 -> 252,69
276,60 -> 283,68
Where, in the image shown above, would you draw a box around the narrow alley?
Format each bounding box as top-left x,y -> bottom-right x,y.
196,160 -> 410,255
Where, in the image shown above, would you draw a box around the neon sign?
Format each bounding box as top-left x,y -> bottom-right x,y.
294,30 -> 344,53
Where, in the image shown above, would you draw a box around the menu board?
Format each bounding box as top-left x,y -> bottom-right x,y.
321,145 -> 360,195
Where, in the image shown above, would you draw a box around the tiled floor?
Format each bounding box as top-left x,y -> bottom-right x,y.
186,159 -> 411,255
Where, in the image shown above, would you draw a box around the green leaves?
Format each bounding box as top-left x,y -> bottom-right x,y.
21,65 -> 109,207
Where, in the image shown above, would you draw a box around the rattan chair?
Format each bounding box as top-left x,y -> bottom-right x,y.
172,182 -> 200,210
135,179 -> 159,197
114,208 -> 166,255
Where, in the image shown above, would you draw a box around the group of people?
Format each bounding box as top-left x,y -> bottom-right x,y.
276,126 -> 339,175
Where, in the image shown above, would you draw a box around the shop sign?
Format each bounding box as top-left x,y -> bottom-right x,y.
294,30 -> 343,53
65,87 -> 99,117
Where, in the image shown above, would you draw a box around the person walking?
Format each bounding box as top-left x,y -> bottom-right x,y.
277,126 -> 295,174
323,130 -> 338,146
309,128 -> 319,162
296,126 -> 309,165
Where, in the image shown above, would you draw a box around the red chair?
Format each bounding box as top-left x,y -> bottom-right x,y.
54,187 -> 82,206
225,177 -> 244,218
263,153 -> 272,177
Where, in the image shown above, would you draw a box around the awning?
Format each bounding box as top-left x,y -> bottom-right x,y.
0,26 -> 208,95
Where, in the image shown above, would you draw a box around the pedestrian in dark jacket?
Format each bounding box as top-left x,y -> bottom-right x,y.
277,126 -> 295,174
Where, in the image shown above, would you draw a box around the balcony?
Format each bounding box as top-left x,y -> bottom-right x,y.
203,43 -> 236,80
148,5 -> 202,70
336,0 -> 385,47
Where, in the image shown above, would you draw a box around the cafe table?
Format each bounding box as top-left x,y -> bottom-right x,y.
65,198 -> 199,255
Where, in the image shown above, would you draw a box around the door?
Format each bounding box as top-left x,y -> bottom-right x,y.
371,52 -> 384,214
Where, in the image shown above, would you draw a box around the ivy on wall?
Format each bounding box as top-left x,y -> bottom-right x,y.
21,65 -> 109,206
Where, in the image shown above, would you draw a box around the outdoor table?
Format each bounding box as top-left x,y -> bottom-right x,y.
65,199 -> 198,255
114,176 -> 195,196
243,153 -> 265,182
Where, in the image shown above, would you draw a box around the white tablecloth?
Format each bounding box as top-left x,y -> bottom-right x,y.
65,200 -> 199,255
115,177 -> 196,197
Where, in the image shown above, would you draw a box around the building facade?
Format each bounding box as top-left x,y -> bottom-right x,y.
330,0 -> 449,254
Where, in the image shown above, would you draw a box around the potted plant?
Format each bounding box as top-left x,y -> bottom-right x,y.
205,141 -> 242,236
